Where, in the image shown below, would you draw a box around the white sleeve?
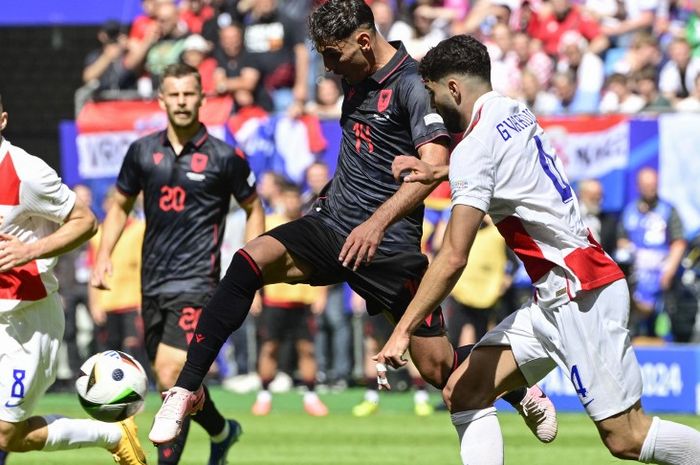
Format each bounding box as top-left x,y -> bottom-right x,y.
449,138 -> 494,213
19,161 -> 76,223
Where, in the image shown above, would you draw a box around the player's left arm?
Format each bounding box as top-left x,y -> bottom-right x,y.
0,193 -> 97,272
339,139 -> 450,270
374,204 -> 484,368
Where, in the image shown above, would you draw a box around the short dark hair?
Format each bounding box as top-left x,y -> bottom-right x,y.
308,0 -> 375,48
160,63 -> 202,91
419,35 -> 491,84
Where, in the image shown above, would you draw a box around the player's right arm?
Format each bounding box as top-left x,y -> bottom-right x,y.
392,155 -> 449,184
91,191 -> 136,290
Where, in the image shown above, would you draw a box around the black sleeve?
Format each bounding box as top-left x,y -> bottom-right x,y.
669,206 -> 686,242
223,148 -> 257,204
116,143 -> 143,196
398,72 -> 449,149
284,17 -> 306,47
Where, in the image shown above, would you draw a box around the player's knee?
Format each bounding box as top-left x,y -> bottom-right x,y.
442,375 -> 492,412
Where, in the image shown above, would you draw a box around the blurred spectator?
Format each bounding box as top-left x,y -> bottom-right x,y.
511,31 -> 554,88
305,77 -> 343,119
675,72 -> 700,110
242,0 -> 309,115
371,0 -> 412,41
599,72 -> 646,113
180,0 -> 215,34
213,23 -> 259,108
655,0 -> 693,48
551,69 -> 600,113
258,171 -> 285,213
252,184 -> 328,416
54,184 -> 93,380
686,0 -> 700,56
488,22 -> 521,96
125,1 -> 190,92
301,161 -> 330,211
129,0 -> 159,41
518,69 -> 559,115
577,178 -> 618,253
83,20 -> 137,99
202,0 -> 245,45
556,31 -> 605,96
634,66 -> 673,111
181,34 -> 217,95
600,0 -> 658,48
617,167 -> 687,338
88,189 -> 149,371
611,31 -> 663,76
659,36 -> 700,104
403,3 -> 451,60
527,0 -> 609,56
454,0 -> 514,37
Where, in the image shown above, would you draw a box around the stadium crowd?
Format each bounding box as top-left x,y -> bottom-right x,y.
61,0 -> 700,410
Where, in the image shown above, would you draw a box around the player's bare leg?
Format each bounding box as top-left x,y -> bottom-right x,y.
252,340 -> 278,416
297,339 -> 328,416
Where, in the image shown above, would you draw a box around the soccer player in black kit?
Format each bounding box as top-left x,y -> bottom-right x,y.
150,0 -> 557,446
92,63 -> 264,465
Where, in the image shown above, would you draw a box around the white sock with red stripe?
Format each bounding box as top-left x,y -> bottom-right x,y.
451,408 -> 503,465
42,416 -> 121,451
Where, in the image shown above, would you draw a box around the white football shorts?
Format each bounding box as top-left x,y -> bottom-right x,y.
0,293 -> 64,422
477,279 -> 643,421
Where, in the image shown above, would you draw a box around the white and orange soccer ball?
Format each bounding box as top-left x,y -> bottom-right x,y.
75,350 -> 148,422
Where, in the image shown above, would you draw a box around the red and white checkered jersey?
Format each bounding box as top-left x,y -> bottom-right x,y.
449,92 -> 623,306
0,138 -> 76,312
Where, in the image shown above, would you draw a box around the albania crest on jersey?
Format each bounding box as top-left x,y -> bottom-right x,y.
191,153 -> 208,173
377,89 -> 392,112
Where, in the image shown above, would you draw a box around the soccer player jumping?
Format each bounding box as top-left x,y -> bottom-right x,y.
376,35 -> 700,465
150,0 -> 556,447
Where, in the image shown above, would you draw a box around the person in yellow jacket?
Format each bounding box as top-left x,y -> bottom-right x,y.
251,183 -> 329,417
434,213 -> 512,346
88,189 -> 148,369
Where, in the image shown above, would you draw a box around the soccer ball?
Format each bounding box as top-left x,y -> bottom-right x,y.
75,350 -> 148,422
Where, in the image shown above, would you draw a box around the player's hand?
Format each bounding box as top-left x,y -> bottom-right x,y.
90,254 -> 113,290
339,219 -> 385,271
373,329 -> 410,370
0,233 -> 38,272
392,155 -> 435,184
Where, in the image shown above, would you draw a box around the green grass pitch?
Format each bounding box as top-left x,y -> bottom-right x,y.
11,387 -> 700,464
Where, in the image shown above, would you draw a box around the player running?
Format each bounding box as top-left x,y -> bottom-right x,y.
149,0 -> 556,446
0,94 -> 147,465
92,63 -> 264,465
376,35 -> 700,465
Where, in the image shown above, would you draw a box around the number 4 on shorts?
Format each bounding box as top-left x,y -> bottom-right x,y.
570,365 -> 588,398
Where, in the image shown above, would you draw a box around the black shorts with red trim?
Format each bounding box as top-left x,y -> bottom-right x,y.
141,293 -> 209,361
263,215 -> 444,337
258,305 -> 316,343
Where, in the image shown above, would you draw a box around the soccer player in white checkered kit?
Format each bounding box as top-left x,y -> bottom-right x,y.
377,35 -> 700,465
0,93 -> 147,464
150,0 -> 558,447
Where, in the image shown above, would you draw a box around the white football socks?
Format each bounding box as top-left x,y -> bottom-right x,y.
42,416 -> 122,451
639,416 -> 700,465
451,408 -> 504,465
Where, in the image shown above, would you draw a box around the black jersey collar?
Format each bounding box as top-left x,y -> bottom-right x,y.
158,123 -> 209,151
369,41 -> 410,85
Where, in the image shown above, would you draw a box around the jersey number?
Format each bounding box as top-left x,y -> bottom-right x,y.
570,365 -> 588,398
353,123 -> 374,154
534,135 -> 573,203
159,186 -> 186,212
